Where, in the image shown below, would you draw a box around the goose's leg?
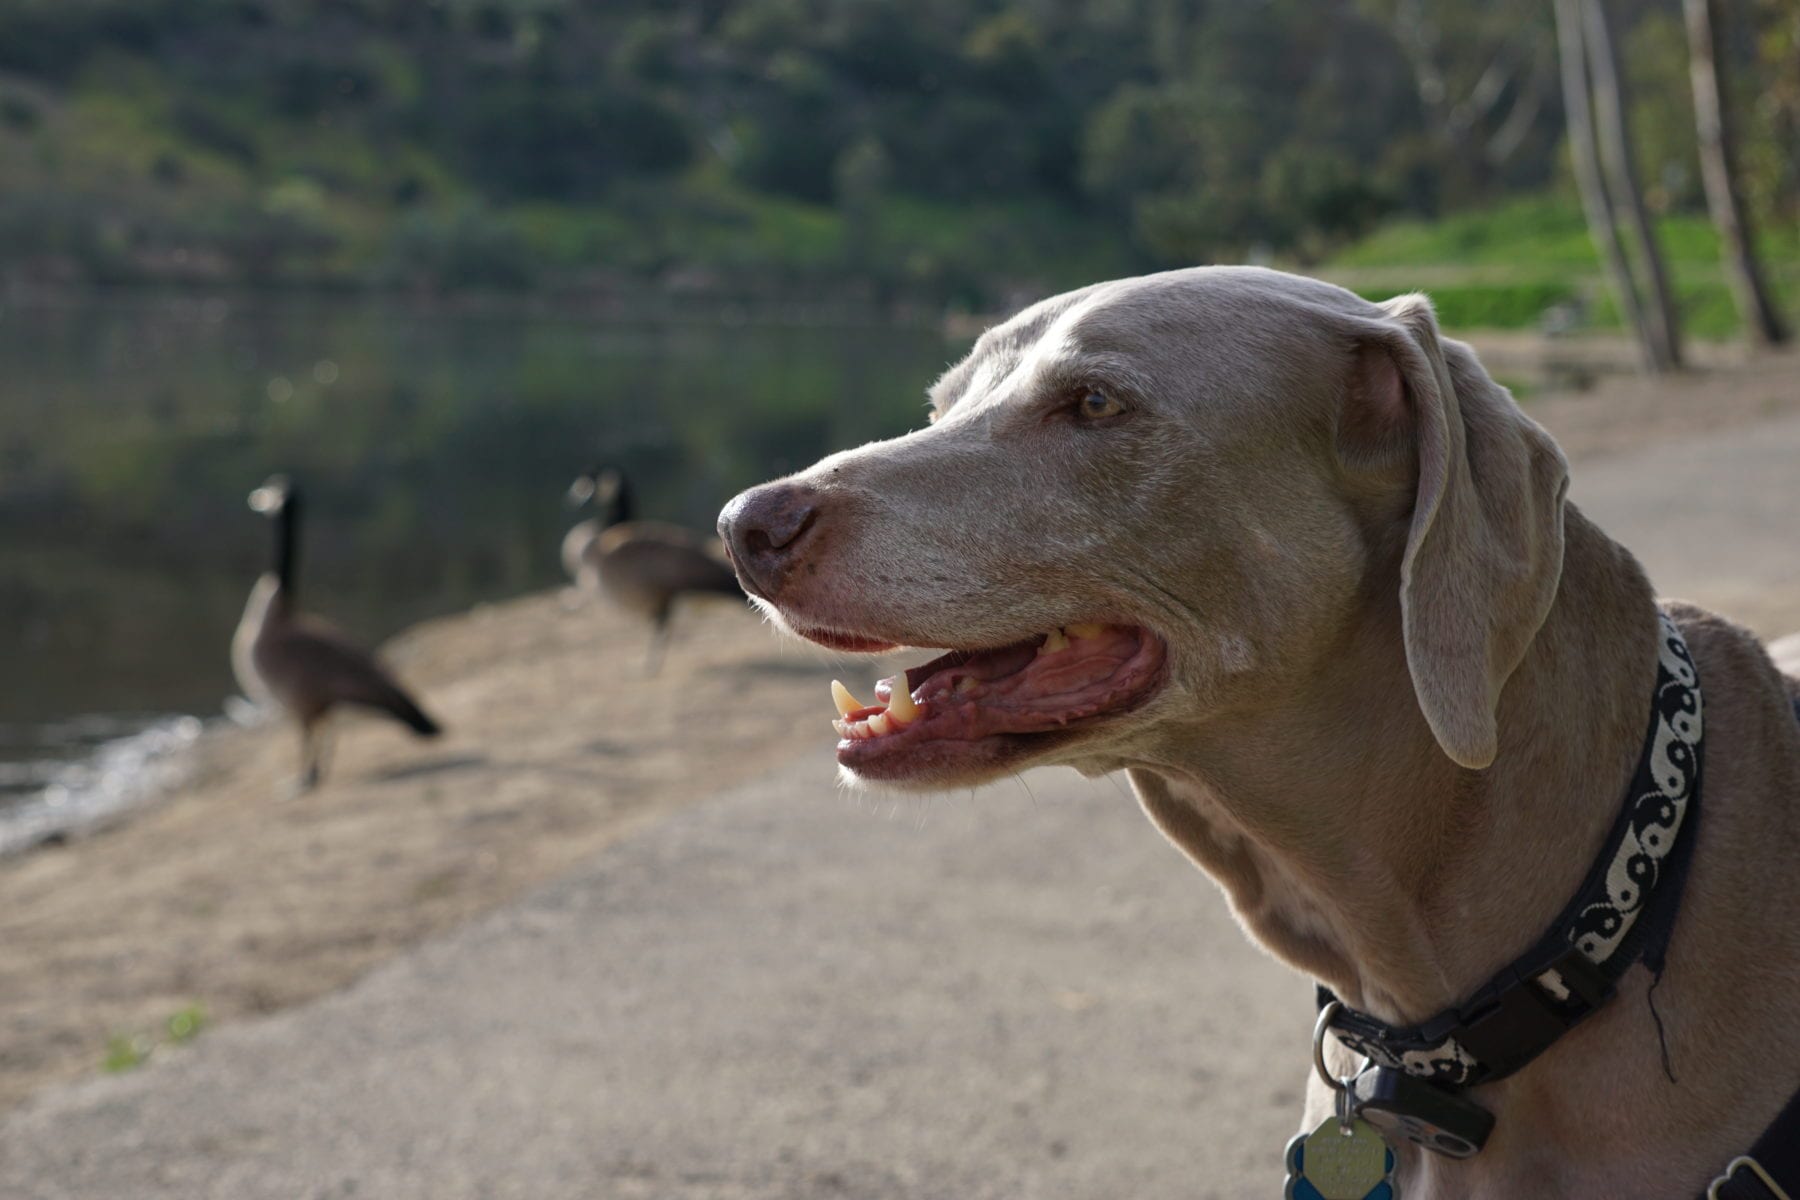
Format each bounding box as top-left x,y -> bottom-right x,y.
311,716 -> 335,786
295,717 -> 325,793
645,603 -> 673,677
281,720 -> 317,799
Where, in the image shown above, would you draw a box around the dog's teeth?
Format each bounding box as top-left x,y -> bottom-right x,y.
1038,628 -> 1070,656
1067,622 -> 1106,639
887,680 -> 919,724
955,677 -> 978,695
832,718 -> 851,738
831,680 -> 865,717
868,711 -> 893,736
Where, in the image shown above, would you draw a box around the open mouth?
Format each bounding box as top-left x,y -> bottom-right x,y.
820,623 -> 1168,783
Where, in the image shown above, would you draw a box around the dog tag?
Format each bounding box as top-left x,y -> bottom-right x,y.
1283,1115 -> 1398,1200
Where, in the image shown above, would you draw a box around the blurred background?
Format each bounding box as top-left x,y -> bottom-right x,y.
3,0 -> 1795,781
0,3 -> 1796,1195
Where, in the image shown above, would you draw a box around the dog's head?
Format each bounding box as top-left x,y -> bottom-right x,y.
719,268 -> 1569,789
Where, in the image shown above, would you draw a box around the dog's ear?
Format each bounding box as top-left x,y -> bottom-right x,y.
1344,294 -> 1570,768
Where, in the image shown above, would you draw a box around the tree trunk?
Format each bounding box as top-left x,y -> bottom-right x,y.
1684,0 -> 1790,346
1554,0 -> 1655,371
1582,0 -> 1683,370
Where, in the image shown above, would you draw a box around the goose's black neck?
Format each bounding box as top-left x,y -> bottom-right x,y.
606,474 -> 635,528
273,492 -> 301,600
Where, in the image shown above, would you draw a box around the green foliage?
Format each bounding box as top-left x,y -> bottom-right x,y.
166,1004 -> 206,1044
102,1033 -> 151,1073
1350,281 -> 1581,330
0,0 -> 1793,308
382,205 -> 535,291
1327,194 -> 1800,336
99,1003 -> 207,1074
1329,195 -> 1599,269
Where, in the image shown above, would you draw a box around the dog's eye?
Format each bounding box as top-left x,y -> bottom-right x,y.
1075,390 -> 1126,422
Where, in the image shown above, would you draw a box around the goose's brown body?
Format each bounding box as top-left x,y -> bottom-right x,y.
235,478 -> 439,789
564,469 -> 744,669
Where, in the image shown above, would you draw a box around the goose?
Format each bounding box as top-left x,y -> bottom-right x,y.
232,476 -> 441,791
563,466 -> 745,672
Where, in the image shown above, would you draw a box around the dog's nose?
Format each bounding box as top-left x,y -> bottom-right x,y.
717,483 -> 821,598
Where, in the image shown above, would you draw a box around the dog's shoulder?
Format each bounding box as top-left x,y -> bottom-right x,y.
1663,601 -> 1797,716
1660,600 -> 1800,832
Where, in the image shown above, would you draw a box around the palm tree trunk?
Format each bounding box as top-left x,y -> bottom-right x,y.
1684,0 -> 1790,346
1582,0 -> 1683,370
1554,0 -> 1655,371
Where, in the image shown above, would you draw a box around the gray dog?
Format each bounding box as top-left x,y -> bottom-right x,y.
719,267 -> 1800,1199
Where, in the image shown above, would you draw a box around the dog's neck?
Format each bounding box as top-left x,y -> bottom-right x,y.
1129,505 -> 1660,1026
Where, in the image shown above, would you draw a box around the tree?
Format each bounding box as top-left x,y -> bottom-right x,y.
1582,0 -> 1682,369
1684,0 -> 1790,346
1554,0 -> 1656,371
1554,0 -> 1686,373
1360,0 -> 1562,197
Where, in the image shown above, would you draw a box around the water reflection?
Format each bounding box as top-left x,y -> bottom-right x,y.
0,294 -> 955,794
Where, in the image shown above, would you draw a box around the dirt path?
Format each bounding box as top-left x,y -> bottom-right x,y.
0,349 -> 1793,1121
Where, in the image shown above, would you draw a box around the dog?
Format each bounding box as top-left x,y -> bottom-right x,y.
718,267 -> 1800,1198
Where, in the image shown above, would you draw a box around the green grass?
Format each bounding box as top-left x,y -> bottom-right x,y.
1330,195 -> 1602,271
102,1033 -> 152,1073
1322,193 -> 1800,338
101,1004 -> 207,1073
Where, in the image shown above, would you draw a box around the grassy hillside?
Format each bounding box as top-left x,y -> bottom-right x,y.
1319,195 -> 1800,339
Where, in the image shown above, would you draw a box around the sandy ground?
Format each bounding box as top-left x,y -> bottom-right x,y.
1518,343 -> 1800,463
0,347 -> 1794,1117
0,590 -> 892,1113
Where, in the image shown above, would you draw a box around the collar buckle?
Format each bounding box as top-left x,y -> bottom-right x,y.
1449,945 -> 1613,1078
1708,1155 -> 1795,1200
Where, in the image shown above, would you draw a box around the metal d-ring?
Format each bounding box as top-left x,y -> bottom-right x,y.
1312,1000 -> 1349,1094
1313,1000 -> 1374,1131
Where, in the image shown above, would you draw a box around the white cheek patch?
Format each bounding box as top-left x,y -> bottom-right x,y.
1217,633 -> 1256,674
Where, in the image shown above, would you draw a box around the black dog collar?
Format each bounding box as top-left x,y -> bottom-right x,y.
1320,608 -> 1704,1089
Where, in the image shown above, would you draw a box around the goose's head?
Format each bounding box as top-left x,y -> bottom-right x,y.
566,466 -> 625,511
248,475 -> 296,516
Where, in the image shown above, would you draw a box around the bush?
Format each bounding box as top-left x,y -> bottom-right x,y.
380,206 -> 534,291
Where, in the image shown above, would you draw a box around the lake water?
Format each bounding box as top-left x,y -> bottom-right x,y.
0,293 -> 958,848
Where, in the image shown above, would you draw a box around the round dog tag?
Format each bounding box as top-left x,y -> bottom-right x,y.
1283,1116 -> 1398,1200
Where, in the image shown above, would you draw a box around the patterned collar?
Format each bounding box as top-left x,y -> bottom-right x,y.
1321,609 -> 1705,1089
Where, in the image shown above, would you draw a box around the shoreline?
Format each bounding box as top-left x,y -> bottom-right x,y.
0,713 -> 208,860
1,350 -> 1795,1115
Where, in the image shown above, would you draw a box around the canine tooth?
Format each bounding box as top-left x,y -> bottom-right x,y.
832,719 -> 850,738
1039,628 -> 1070,656
832,680 -> 866,717
1067,622 -> 1106,639
887,682 -> 919,724
868,712 -> 893,736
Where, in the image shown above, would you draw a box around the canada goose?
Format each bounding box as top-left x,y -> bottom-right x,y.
563,466 -> 745,672
232,476 -> 441,791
